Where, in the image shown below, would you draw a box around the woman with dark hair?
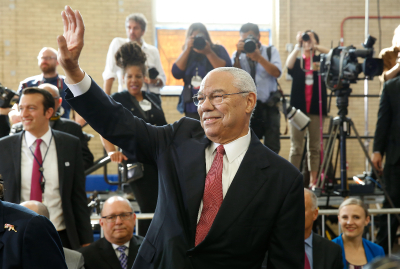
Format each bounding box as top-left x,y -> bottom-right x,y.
172,22 -> 232,119
333,198 -> 385,269
101,42 -> 167,236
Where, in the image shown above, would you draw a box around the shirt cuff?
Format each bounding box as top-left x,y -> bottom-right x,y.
65,73 -> 92,97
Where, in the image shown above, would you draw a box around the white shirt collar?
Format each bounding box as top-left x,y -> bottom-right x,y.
112,240 -> 130,250
125,38 -> 147,49
24,127 -> 52,148
210,129 -> 251,163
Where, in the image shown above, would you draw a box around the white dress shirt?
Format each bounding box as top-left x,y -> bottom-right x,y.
21,128 -> 65,231
112,241 -> 130,259
197,130 -> 251,222
102,37 -> 166,94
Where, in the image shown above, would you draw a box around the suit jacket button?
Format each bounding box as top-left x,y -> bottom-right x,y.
131,108 -> 134,111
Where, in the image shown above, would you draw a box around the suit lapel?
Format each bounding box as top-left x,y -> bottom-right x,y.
53,131 -> 65,195
312,233 -> 323,269
127,237 -> 140,268
176,128 -> 209,244
199,132 -> 270,245
100,238 -> 123,269
13,133 -> 23,202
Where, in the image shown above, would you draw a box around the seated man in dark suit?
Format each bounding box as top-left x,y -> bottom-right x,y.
20,200 -> 85,269
10,83 -> 94,170
304,188 -> 343,269
0,184 -> 68,268
78,196 -> 143,269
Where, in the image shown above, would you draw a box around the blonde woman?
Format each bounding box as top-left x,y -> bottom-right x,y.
332,198 -> 385,269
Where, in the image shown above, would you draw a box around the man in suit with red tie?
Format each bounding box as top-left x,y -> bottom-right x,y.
0,87 -> 92,250
58,6 -> 304,269
304,189 -> 343,269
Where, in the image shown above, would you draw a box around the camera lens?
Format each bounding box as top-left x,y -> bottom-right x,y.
193,35 -> 206,50
302,33 -> 310,42
243,35 -> 257,53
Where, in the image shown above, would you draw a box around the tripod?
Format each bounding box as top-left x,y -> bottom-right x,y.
316,87 -> 382,197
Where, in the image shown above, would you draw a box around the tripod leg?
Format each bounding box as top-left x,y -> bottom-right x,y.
316,124 -> 336,187
319,125 -> 339,188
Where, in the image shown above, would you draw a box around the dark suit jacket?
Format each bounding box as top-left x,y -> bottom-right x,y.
0,200 -> 68,269
78,236 -> 143,269
312,233 -> 343,269
0,129 -> 93,249
10,117 -> 94,170
373,76 -> 400,164
66,79 -> 304,269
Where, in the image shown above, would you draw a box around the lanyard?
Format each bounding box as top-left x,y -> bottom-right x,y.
24,130 -> 53,193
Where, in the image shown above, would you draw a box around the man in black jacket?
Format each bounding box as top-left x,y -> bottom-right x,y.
78,196 -> 143,269
372,76 -> 400,253
10,83 -> 94,170
304,188 -> 343,269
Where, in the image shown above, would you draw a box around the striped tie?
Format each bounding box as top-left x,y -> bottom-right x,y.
117,245 -> 128,269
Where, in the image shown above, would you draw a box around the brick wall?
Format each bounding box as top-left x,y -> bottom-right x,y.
1,0 -> 400,177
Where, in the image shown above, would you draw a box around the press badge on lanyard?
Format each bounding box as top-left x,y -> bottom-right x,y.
191,67 -> 202,89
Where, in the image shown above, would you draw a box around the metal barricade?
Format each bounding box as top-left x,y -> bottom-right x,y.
319,208 -> 400,256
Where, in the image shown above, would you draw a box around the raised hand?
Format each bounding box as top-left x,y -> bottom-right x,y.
57,6 -> 85,84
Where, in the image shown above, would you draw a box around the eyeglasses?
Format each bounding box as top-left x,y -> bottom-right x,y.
101,212 -> 134,223
193,92 -> 249,106
40,56 -> 57,61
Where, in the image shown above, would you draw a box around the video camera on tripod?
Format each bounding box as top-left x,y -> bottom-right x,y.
320,35 -> 383,116
315,35 -> 384,196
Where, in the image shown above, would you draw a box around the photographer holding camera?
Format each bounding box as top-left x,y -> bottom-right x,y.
172,23 -> 231,119
286,30 -> 329,187
232,23 -> 282,154
103,13 -> 166,100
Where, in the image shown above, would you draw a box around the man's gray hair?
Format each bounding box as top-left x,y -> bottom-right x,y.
304,188 -> 318,210
202,67 -> 257,97
125,13 -> 147,32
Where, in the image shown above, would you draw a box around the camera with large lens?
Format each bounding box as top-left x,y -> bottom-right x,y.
0,83 -> 18,108
148,67 -> 159,80
302,32 -> 310,42
193,34 -> 206,50
242,35 -> 258,53
286,105 -> 310,131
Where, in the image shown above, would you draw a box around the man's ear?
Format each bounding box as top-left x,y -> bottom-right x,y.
58,97 -> 63,106
246,92 -> 257,114
45,107 -> 54,119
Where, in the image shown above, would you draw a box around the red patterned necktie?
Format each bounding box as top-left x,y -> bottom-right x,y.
30,139 -> 43,201
304,251 -> 311,269
195,145 -> 225,246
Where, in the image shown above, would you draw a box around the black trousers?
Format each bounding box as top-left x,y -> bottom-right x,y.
376,158 -> 400,254
128,163 -> 159,237
58,229 -> 72,249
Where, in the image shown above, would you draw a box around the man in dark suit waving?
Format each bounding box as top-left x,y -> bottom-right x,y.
78,196 -> 143,269
58,6 -> 304,269
0,87 -> 92,250
304,189 -> 343,269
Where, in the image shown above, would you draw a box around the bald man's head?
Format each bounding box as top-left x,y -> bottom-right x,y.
38,83 -> 61,113
20,201 -> 50,219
